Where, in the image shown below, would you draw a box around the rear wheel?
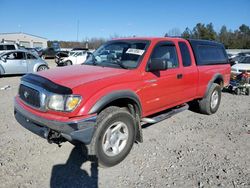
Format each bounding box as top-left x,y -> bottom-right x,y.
246,88 -> 250,96
198,83 -> 221,115
235,88 -> 240,95
89,106 -> 136,167
37,65 -> 48,72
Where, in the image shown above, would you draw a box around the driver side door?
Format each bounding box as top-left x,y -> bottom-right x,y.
141,42 -> 184,115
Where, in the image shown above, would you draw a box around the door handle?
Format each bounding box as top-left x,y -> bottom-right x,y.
177,74 -> 183,79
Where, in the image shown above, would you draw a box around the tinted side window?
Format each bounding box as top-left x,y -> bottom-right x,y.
5,52 -> 25,60
27,53 -> 37,59
151,45 -> 179,69
0,45 -> 4,50
6,45 -> 15,50
179,42 -> 191,67
197,45 -> 227,65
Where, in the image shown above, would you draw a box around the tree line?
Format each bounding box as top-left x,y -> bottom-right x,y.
179,23 -> 250,49
49,23 -> 250,49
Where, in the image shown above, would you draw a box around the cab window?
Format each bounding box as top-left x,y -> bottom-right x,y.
150,44 -> 179,69
179,42 -> 192,67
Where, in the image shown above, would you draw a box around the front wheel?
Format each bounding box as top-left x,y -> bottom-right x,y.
37,65 -> 48,72
90,106 -> 136,167
198,83 -> 221,115
64,60 -> 72,66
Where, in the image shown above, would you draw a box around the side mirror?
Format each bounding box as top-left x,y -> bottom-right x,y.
0,56 -> 6,62
147,59 -> 168,72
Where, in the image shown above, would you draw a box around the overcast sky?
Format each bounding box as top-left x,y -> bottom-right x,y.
0,0 -> 249,41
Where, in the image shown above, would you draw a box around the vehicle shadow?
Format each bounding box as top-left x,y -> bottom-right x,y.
0,74 -> 23,78
50,145 -> 98,188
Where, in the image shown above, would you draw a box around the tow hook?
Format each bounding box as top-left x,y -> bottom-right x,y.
47,130 -> 66,147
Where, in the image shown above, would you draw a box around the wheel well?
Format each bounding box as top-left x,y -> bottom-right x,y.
98,98 -> 141,118
98,98 -> 143,143
214,77 -> 224,88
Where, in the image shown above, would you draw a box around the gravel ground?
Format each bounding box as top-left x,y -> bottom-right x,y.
0,60 -> 249,188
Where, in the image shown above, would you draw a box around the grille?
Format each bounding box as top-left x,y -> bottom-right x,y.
19,84 -> 40,108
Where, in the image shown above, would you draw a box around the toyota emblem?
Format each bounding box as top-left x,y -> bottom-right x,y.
24,91 -> 29,98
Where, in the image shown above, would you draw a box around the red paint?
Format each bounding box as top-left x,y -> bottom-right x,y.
18,37 -> 231,121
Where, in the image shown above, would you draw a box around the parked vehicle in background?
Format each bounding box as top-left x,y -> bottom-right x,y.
238,52 -> 250,57
231,55 -> 250,75
55,51 -> 69,65
0,43 -> 18,53
0,50 -> 48,75
71,47 -> 88,51
229,52 -> 250,66
41,47 -> 60,59
25,48 -> 39,56
60,50 -> 88,66
14,37 -> 230,167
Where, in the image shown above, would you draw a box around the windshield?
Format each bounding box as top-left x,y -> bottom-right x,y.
69,51 -> 76,56
238,56 -> 250,64
84,40 -> 149,69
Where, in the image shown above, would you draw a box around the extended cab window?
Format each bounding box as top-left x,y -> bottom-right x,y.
179,42 -> 191,67
150,44 -> 179,69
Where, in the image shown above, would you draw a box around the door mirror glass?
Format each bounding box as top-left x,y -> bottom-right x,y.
147,59 -> 168,72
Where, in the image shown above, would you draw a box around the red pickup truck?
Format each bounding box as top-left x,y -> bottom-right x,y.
14,37 -> 230,167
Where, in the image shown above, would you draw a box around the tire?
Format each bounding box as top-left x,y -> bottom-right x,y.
235,88 -> 240,95
89,106 -> 136,167
65,60 -> 72,66
37,65 -> 48,72
246,88 -> 250,96
198,83 -> 221,115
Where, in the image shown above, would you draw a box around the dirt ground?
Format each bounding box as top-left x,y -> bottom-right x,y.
0,60 -> 249,188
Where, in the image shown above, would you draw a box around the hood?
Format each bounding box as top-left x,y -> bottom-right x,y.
232,63 -> 250,70
37,65 -> 128,88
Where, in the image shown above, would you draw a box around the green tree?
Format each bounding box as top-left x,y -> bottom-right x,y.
181,27 -> 192,38
219,25 -> 229,48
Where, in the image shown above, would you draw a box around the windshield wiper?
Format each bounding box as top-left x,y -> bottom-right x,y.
108,60 -> 128,69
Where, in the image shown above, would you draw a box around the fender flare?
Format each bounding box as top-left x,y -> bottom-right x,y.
204,73 -> 224,97
88,90 -> 142,116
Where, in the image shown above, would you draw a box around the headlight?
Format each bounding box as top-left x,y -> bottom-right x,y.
48,94 -> 81,112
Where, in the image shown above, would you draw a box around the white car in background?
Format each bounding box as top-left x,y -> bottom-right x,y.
61,50 -> 88,65
231,55 -> 250,75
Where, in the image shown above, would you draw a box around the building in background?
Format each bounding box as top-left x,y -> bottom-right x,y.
0,32 -> 47,48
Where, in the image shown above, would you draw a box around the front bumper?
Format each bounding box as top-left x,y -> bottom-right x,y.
14,100 -> 96,144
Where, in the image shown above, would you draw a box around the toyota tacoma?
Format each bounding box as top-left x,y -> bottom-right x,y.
14,37 -> 230,167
